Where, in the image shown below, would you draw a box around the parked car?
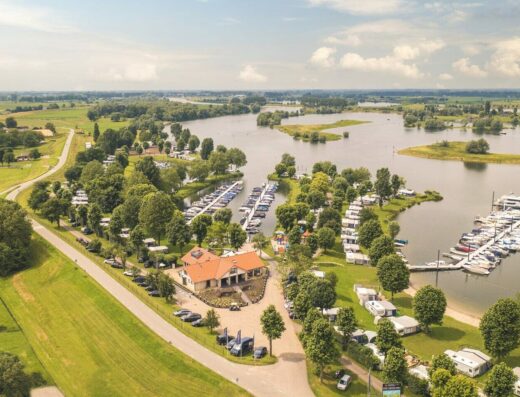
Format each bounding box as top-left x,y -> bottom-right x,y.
253,346 -> 267,359
81,227 -> 93,235
132,276 -> 146,283
230,337 -> 254,356
337,374 -> 351,391
229,302 -> 241,311
148,290 -> 160,297
123,270 -> 134,276
144,260 -> 154,268
225,338 -> 236,350
138,281 -> 148,287
174,309 -> 191,317
181,313 -> 202,323
216,334 -> 235,345
104,258 -> 115,265
145,285 -> 155,291
191,318 -> 205,327
111,262 -> 124,269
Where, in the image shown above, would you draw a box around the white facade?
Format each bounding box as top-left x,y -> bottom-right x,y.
444,348 -> 491,378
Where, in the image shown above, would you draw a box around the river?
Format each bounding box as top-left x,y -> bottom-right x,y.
178,109 -> 520,316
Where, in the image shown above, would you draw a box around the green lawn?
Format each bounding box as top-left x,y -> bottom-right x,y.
0,106 -> 128,134
0,132 -> 68,193
0,296 -> 51,382
0,236 -> 248,397
277,119 -> 367,141
399,141 -> 520,164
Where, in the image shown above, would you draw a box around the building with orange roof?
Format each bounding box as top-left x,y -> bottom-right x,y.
176,247 -> 266,292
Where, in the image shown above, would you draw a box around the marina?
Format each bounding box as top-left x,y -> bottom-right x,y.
413,207 -> 520,276
185,181 -> 243,224
241,182 -> 278,235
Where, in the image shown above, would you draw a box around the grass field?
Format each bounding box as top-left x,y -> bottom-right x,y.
0,236 -> 248,397
277,119 -> 367,141
0,296 -> 51,382
0,106 -> 128,134
0,132 -> 68,194
398,141 -> 520,164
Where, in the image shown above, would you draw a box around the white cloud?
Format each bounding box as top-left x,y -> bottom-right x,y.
344,19 -> 411,35
100,64 -> 159,82
307,0 -> 403,15
452,58 -> 487,77
489,37 -> 520,77
310,47 -> 337,67
324,34 -> 361,46
0,1 -> 75,33
439,73 -> 453,80
340,53 -> 423,78
238,65 -> 267,82
462,44 -> 481,56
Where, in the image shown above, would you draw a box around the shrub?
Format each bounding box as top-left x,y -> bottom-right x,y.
346,342 -> 380,369
343,131 -> 349,138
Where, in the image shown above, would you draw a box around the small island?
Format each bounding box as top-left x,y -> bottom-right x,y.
398,139 -> 520,164
276,119 -> 367,142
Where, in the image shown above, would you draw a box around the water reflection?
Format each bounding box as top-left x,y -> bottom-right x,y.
463,162 -> 488,172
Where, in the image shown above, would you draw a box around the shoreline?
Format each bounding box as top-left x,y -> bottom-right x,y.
405,282 -> 481,328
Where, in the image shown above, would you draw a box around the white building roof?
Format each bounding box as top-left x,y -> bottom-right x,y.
312,270 -> 325,278
389,315 -> 419,329
444,348 -> 490,370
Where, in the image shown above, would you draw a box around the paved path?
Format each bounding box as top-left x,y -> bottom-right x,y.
340,356 -> 382,392
6,133 -> 314,397
3,129 -> 74,200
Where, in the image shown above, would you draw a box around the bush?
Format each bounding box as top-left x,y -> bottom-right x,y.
87,239 -> 102,253
407,373 -> 430,396
343,131 -> 349,138
438,140 -> 450,147
346,342 -> 379,369
465,138 -> 489,154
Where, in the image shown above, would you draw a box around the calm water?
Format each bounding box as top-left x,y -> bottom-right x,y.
179,110 -> 520,316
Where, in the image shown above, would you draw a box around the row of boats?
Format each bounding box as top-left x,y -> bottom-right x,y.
184,181 -> 243,222
410,209 -> 520,275
239,183 -> 278,234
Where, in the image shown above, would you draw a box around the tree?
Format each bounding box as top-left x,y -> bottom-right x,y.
228,223 -> 247,250
185,135 -> 198,152
413,285 -> 446,333
87,203 -> 103,236
336,307 -> 357,350
375,167 -> 392,206
383,347 -> 407,385
317,227 -> 335,253
129,225 -> 145,257
28,182 -> 50,211
29,148 -> 41,159
484,362 -> 517,397
226,147 -> 247,168
391,174 -> 403,197
4,151 -> 14,167
191,214 -> 212,245
40,197 -> 66,227
188,160 -> 210,181
207,221 -> 227,249
213,208 -> 232,224
275,162 -> 287,177
466,138 -> 490,154
430,353 -> 457,377
288,225 -> 302,246
208,151 -> 230,174
139,192 -> 174,243
205,309 -> 220,334
261,305 -> 286,356
376,318 -> 402,354
80,160 -> 104,185
281,153 -> 296,167
159,167 -> 182,193
166,212 -> 191,253
0,200 -> 31,277
135,156 -> 161,187
359,208 -> 377,225
76,205 -> 88,226
345,186 -> 357,203
358,219 -> 383,248
388,221 -> 400,239
480,298 -> 520,359
304,318 -> 340,382
443,375 -> 478,397
317,207 -> 341,234
306,190 -> 326,210
93,122 -> 100,141
377,254 -> 409,299
200,138 -> 214,160
252,232 -> 267,257
369,235 -> 395,266
310,278 -> 336,310
0,352 -> 31,397
276,204 -> 297,231
5,117 -> 17,128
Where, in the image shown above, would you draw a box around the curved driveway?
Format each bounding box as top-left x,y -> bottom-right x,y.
6,129 -> 313,397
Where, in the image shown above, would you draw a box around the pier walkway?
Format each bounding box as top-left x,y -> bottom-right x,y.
187,180 -> 241,225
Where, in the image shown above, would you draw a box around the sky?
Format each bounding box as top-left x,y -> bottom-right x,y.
1,0 -> 520,90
